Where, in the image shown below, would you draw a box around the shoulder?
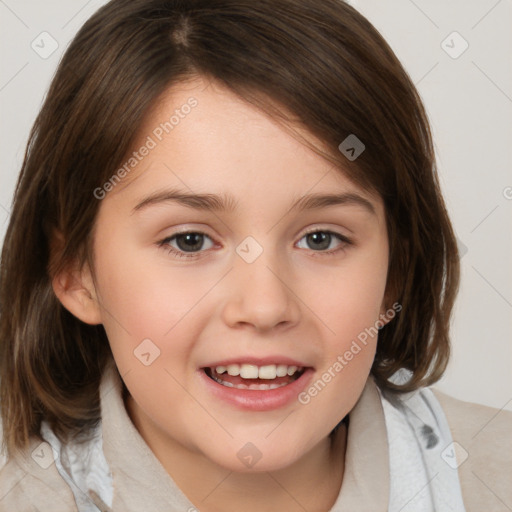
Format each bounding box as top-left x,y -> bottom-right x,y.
431,387 -> 512,458
431,386 -> 512,436
0,436 -> 78,512
431,387 -> 512,511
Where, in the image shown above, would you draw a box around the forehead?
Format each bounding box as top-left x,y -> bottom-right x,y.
105,76 -> 382,214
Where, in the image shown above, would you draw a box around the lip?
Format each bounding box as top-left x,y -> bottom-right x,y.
201,356 -> 311,368
199,366 -> 315,411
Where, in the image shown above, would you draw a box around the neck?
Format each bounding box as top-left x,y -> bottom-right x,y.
126,395 -> 347,512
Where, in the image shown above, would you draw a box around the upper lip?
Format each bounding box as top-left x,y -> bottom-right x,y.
201,356 -> 312,368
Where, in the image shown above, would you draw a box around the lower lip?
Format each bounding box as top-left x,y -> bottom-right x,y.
199,368 -> 315,411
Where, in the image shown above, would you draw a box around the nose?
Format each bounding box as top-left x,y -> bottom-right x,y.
220,246 -> 301,333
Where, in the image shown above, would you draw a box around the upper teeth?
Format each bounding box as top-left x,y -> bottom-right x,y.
214,364 -> 301,380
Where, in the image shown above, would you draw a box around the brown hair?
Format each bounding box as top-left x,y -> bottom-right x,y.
0,0 -> 459,456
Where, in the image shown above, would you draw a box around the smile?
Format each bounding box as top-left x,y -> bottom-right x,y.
205,364 -> 304,390
200,362 -> 314,411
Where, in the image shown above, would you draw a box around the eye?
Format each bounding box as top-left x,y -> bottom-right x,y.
296,230 -> 352,255
158,229 -> 352,260
158,231 -> 215,259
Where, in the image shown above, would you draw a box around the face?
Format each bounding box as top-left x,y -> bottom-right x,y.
88,76 -> 389,473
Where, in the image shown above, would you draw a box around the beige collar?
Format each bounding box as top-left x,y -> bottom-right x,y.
331,375 -> 389,511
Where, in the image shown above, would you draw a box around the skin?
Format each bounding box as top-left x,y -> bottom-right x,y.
54,76 -> 390,511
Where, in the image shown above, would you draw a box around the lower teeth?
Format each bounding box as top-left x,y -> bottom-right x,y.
210,373 -> 289,390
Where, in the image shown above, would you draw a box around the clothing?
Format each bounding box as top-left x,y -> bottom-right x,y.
0,362 -> 511,511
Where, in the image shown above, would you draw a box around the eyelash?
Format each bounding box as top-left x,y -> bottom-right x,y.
157,229 -> 353,260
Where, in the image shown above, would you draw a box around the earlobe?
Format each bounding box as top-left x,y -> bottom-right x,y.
52,263 -> 102,326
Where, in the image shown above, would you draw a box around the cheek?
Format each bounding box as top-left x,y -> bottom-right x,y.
299,246 -> 388,396
91,235 -> 211,368
297,279 -> 385,426
307,252 -> 388,340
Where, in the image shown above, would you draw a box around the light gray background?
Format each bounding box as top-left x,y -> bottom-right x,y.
1,0 -> 511,411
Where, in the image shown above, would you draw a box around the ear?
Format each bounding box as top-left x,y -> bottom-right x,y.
52,266 -> 102,326
50,232 -> 102,325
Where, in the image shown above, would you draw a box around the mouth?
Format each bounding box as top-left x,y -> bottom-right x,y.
203,363 -> 306,391
199,361 -> 314,411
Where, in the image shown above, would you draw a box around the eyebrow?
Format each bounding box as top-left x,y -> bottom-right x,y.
131,187 -> 376,215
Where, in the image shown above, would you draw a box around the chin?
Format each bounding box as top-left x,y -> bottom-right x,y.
198,434 -> 318,474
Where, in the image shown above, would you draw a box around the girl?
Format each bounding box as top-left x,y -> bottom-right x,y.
0,0 -> 510,511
